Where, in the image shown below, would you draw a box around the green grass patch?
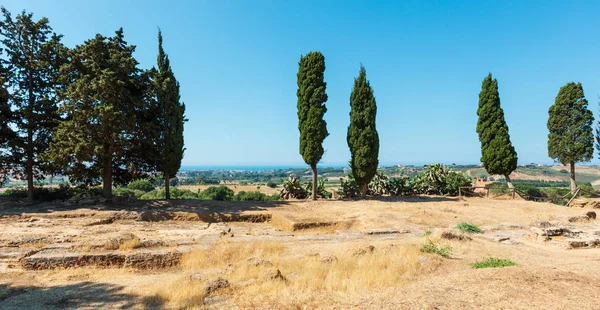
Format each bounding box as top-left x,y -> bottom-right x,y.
423,228 -> 432,236
421,240 -> 452,258
471,257 -> 518,269
455,222 -> 484,234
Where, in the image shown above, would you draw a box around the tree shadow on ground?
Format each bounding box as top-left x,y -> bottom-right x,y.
0,197 -> 293,215
0,281 -> 166,309
344,195 -> 460,203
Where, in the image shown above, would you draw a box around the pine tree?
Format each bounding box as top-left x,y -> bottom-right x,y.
47,29 -> 146,200
296,51 -> 328,200
0,61 -> 14,185
0,8 -> 66,200
347,65 -> 379,195
151,30 -> 186,200
548,82 -> 594,194
476,73 -> 518,189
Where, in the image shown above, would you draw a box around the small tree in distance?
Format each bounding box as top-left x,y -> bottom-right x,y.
548,82 -> 594,194
347,64 -> 379,195
296,51 -> 329,201
476,73 -> 518,189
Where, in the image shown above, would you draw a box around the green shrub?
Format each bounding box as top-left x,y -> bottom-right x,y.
471,257 -> 518,269
280,176 -> 308,199
421,240 -> 452,258
239,181 -> 249,186
1,186 -> 71,201
266,181 -> 277,188
234,191 -> 279,201
113,188 -> 145,200
140,188 -> 198,200
198,186 -> 234,201
337,177 -> 359,198
455,222 -> 484,234
412,164 -> 472,196
127,180 -> 155,192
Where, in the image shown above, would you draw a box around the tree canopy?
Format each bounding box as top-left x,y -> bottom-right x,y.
476,73 -> 518,188
547,82 -> 594,193
347,65 -> 379,195
296,51 -> 328,200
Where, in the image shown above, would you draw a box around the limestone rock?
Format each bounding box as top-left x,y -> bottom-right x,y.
440,230 -> 472,241
352,245 -> 375,256
246,257 -> 273,267
262,268 -> 286,281
319,254 -> 338,263
204,277 -> 229,295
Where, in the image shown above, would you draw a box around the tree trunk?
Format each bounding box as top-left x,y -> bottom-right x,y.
360,183 -> 368,197
102,145 -> 112,201
26,142 -> 33,201
165,172 -> 170,200
27,78 -> 34,201
311,165 -> 317,201
505,174 -> 514,189
569,161 -> 577,195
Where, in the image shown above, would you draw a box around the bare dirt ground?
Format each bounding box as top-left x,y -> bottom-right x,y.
1,197 -> 599,309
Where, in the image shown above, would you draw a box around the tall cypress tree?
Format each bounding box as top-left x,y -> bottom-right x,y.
48,29 -> 145,199
347,65 -> 379,195
476,73 -> 518,188
296,51 -> 328,200
0,8 -> 66,200
151,30 -> 186,200
548,82 -> 594,194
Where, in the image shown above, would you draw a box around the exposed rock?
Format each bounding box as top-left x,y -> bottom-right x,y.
19,249 -> 182,270
362,228 -> 408,235
235,278 -> 257,286
352,245 -> 375,256
123,252 -> 181,269
568,238 -> 600,249
190,273 -> 205,281
262,268 -> 286,281
85,218 -> 114,226
104,232 -> 139,250
246,257 -> 273,267
440,230 -> 472,241
204,295 -> 228,306
204,277 -> 229,295
530,221 -> 552,228
568,215 -> 591,223
417,255 -> 431,264
319,254 -> 338,263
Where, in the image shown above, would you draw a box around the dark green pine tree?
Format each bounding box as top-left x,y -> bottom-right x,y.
0,63 -> 15,185
151,30 -> 186,200
548,82 -> 594,194
476,73 -> 518,189
48,29 -> 146,200
296,51 -> 328,200
0,8 -> 66,200
347,65 -> 379,195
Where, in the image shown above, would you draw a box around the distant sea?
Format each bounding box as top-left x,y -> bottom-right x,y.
180,165 -> 348,171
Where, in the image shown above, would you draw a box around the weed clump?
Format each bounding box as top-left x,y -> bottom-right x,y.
471,257 -> 517,269
421,240 -> 452,258
455,222 -> 484,234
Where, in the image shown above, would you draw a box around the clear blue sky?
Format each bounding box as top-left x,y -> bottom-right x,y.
5,0 -> 600,166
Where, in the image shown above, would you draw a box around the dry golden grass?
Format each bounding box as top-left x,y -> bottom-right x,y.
146,239 -> 441,308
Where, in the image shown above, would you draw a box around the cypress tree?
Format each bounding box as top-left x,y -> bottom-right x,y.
548,82 -> 594,194
48,29 -> 145,200
296,51 -> 328,200
151,30 -> 186,200
347,65 -> 379,195
0,8 -> 66,200
476,73 -> 518,189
